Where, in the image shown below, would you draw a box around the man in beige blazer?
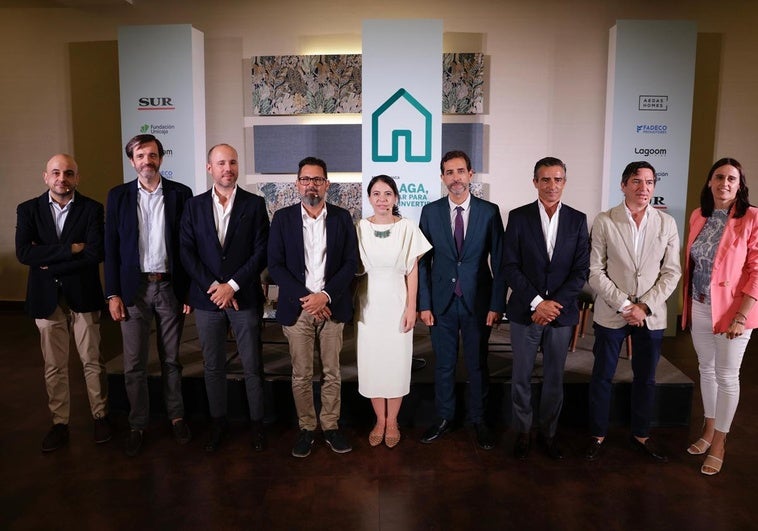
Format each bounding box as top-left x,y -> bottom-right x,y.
585,161 -> 681,462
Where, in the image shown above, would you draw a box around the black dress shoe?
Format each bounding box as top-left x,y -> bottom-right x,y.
125,429 -> 144,457
93,416 -> 112,444
204,419 -> 229,453
630,436 -> 668,462
513,432 -> 531,459
250,421 -> 266,452
42,423 -> 69,453
474,423 -> 495,450
171,419 -> 192,445
585,437 -> 603,461
421,419 -> 451,444
537,433 -> 564,460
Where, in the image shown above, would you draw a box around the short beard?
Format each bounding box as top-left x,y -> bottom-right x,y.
301,193 -> 323,207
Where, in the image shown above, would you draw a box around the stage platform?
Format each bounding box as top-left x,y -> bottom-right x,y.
106,314 -> 693,430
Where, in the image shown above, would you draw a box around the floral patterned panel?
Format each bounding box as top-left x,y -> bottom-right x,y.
249,53 -> 484,115
442,53 -> 484,114
251,55 -> 361,115
257,182 -> 363,224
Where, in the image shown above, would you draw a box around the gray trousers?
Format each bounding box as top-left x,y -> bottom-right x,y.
195,307 -> 264,421
510,321 -> 571,437
121,279 -> 185,430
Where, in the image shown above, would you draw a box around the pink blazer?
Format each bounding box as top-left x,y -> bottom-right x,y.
682,206 -> 758,332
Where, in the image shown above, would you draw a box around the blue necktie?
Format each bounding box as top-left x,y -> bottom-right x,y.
454,206 -> 464,296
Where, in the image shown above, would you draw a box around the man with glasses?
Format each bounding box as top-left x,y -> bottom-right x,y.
585,161 -> 681,462
267,156 -> 358,457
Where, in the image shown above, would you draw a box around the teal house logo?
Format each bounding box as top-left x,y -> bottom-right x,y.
372,88 -> 432,162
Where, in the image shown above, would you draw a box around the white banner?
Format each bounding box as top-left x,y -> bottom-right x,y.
118,25 -> 206,193
362,19 -> 443,222
602,20 -> 697,237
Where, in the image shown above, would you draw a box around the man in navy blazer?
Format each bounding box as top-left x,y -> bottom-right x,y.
180,143 -> 270,453
418,150 -> 506,449
16,154 -> 110,452
504,157 -> 589,460
105,134 -> 193,456
268,156 -> 358,458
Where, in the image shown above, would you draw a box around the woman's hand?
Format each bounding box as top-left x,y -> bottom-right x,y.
401,307 -> 417,332
725,317 -> 746,340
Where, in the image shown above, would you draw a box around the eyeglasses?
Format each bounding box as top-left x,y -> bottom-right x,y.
297,176 -> 327,185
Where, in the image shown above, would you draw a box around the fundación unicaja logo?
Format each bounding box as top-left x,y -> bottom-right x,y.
372,88 -> 432,163
140,124 -> 150,133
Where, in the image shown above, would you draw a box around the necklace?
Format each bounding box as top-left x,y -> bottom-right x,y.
368,217 -> 396,239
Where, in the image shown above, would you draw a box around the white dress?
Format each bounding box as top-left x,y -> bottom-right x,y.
355,218 -> 432,398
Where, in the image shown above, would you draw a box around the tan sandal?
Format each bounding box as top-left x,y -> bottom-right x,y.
385,425 -> 401,448
368,425 -> 385,447
701,454 -> 723,476
687,438 -> 712,455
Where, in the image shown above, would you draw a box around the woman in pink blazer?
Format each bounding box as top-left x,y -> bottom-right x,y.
682,158 -> 758,476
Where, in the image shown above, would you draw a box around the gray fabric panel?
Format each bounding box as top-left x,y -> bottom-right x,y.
254,124 -> 362,173
441,123 -> 484,172
252,123 -> 483,174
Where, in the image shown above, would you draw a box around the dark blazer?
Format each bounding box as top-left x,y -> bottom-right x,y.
180,187 -> 269,312
16,191 -> 105,319
104,178 -> 193,306
418,195 -> 506,317
503,201 -> 589,327
267,202 -> 358,326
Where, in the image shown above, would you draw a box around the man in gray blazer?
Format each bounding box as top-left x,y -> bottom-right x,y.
586,161 -> 681,462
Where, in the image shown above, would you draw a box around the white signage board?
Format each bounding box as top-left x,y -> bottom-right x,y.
362,19 -> 443,222
602,19 -> 697,237
118,25 -> 206,193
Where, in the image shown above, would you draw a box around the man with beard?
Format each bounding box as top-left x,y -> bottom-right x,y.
267,156 -> 358,458
105,134 -> 193,456
180,144 -> 269,452
418,150 -> 506,450
16,154 -> 110,451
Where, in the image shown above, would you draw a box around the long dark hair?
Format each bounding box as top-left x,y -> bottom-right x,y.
367,175 -> 401,217
700,157 -> 750,218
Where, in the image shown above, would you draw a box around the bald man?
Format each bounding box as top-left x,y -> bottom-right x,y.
16,154 -> 110,452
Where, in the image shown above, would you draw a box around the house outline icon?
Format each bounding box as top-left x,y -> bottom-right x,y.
371,88 -> 432,162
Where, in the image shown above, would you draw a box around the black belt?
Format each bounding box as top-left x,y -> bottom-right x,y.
141,272 -> 171,282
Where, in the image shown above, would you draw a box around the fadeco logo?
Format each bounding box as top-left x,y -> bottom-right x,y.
636,124 -> 668,134
137,97 -> 175,111
638,95 -> 668,111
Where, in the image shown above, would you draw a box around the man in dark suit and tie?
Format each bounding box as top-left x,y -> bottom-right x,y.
105,134 -> 193,457
180,143 -> 270,453
16,154 -> 110,452
268,156 -> 358,458
503,157 -> 589,460
418,150 -> 506,449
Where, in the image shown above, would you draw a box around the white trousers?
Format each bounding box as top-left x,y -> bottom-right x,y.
690,300 -> 752,433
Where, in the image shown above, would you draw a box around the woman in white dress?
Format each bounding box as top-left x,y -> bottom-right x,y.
355,175 -> 432,448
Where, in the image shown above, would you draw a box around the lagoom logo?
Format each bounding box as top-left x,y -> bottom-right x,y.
636,124 -> 668,134
638,95 -> 668,111
138,97 -> 175,111
634,147 -> 667,157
